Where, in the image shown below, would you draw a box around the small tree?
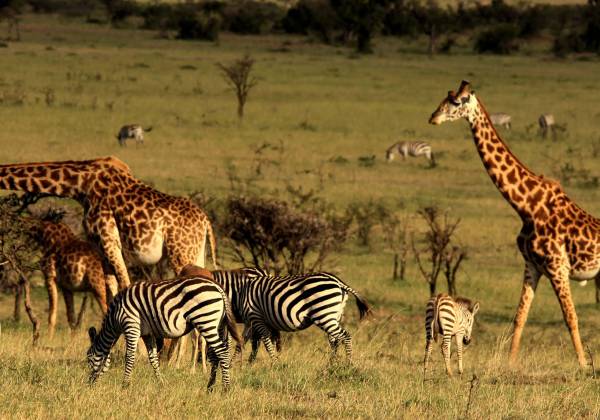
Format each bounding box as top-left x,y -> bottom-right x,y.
382,214 -> 410,281
330,0 -> 391,53
217,54 -> 258,121
0,194 -> 41,345
411,206 -> 465,296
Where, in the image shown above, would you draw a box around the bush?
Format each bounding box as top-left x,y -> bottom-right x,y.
552,31 -> 585,57
177,11 -> 222,41
219,195 -> 350,275
474,23 -> 520,54
282,0 -> 340,43
224,1 -> 285,34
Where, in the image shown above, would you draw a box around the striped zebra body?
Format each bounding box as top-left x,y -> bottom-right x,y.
87,275 -> 240,390
423,293 -> 479,377
211,269 -> 371,363
386,141 -> 434,165
490,113 -> 512,130
116,124 -> 152,147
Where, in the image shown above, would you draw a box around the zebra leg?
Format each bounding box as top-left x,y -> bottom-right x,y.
142,335 -> 164,383
206,346 -> 219,391
455,333 -> 464,376
248,335 -> 260,364
254,322 -> 278,360
423,339 -> 434,377
441,334 -> 453,377
314,318 -> 353,362
204,335 -> 231,391
190,329 -> 199,374
122,327 -> 141,387
328,335 -> 339,360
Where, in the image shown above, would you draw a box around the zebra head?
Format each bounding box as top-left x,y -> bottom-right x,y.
429,80 -> 477,125
87,327 -> 112,384
462,302 -> 480,345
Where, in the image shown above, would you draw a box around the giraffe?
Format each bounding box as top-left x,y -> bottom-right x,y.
0,156 -> 218,291
429,80 -> 599,367
27,210 -> 118,338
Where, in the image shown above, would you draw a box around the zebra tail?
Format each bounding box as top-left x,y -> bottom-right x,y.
431,294 -> 442,342
144,126 -> 153,132
206,222 -> 219,270
340,283 -> 372,320
223,296 -> 242,348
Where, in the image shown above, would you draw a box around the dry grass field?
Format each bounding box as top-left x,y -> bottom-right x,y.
0,14 -> 599,419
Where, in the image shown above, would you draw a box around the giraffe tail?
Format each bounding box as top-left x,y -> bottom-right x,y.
206,222 -> 219,270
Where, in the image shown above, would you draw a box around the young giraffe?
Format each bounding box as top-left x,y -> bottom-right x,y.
28,211 -> 118,338
0,156 -> 218,290
429,81 -> 599,367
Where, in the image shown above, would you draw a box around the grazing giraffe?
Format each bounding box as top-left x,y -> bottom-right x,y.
0,156 -> 218,290
28,210 -> 118,338
429,80 -> 599,367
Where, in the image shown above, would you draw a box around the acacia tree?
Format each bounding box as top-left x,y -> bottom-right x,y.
217,55 -> 258,121
330,0 -> 391,53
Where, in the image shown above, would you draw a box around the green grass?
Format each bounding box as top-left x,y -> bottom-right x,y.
0,14 -> 600,418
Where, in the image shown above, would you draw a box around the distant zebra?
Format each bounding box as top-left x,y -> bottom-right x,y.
538,114 -> 555,139
86,274 -> 241,390
423,293 -> 480,377
386,141 -> 435,166
490,113 -> 512,130
203,267 -> 371,363
116,125 -> 152,147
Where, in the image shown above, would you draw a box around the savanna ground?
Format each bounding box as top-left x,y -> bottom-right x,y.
0,14 -> 600,419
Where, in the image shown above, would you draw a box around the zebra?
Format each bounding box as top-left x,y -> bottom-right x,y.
538,114 -> 555,139
86,274 -> 241,391
423,293 -> 480,377
116,124 -> 152,147
207,267 -> 372,364
385,141 -> 435,166
490,113 -> 512,130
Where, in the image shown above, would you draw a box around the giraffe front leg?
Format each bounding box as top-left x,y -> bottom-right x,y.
99,232 -> 130,290
441,335 -> 453,377
62,289 -> 76,331
142,335 -> 164,383
548,264 -> 587,367
509,263 -> 541,366
455,333 -> 464,376
43,258 -> 58,339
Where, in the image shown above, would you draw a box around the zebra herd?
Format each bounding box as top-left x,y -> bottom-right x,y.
87,265 -> 374,390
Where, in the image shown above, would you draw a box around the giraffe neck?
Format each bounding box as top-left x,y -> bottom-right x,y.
468,98 -> 545,220
0,162 -> 88,199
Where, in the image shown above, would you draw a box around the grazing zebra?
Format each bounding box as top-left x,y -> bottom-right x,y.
490,113 -> 512,130
87,274 -> 241,391
206,267 -> 372,363
116,124 -> 152,147
386,141 -> 435,166
538,114 -> 555,139
423,293 -> 480,377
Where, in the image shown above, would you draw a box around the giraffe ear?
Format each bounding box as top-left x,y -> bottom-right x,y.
88,327 -> 97,342
471,302 -> 480,315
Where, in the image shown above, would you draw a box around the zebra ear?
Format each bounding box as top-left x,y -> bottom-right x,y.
88,327 -> 97,342
471,302 -> 480,315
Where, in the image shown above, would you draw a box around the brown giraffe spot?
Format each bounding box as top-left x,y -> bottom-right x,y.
527,189 -> 544,209
524,178 -> 539,190
506,168 -> 517,184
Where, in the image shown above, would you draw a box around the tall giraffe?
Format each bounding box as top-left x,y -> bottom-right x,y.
0,156 -> 218,289
429,81 -> 599,367
28,211 -> 118,338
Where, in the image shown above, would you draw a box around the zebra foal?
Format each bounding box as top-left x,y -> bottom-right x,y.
86,274 -> 241,390
208,267 -> 372,364
386,141 -> 435,166
423,293 -> 479,377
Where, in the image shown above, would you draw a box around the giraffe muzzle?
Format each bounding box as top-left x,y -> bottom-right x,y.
429,113 -> 442,125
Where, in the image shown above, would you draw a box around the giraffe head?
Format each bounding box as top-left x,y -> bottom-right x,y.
429,80 -> 477,125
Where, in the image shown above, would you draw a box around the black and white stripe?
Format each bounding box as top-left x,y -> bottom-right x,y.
211,269 -> 371,363
386,141 -> 434,164
86,275 -> 241,390
423,293 -> 479,377
490,113 -> 512,130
